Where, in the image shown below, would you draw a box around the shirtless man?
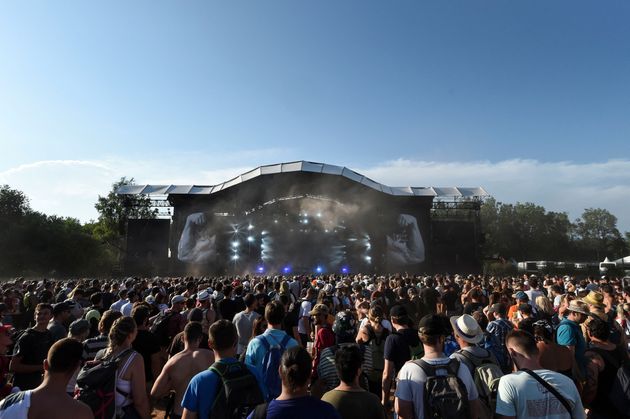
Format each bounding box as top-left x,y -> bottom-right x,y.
151,322 -> 214,419
0,338 -> 92,419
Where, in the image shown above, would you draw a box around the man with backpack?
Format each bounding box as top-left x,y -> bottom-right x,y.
451,314 -> 503,419
245,300 -> 299,400
495,330 -> 584,419
395,314 -> 480,419
182,320 -> 266,419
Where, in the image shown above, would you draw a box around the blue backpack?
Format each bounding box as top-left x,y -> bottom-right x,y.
258,334 -> 291,400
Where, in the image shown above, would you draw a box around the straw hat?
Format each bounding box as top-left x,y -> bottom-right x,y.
566,300 -> 590,316
582,291 -> 604,308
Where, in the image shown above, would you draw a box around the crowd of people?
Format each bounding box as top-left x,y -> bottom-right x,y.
0,272 -> 628,418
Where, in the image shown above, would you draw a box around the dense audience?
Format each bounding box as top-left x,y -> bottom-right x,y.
0,272 -> 628,418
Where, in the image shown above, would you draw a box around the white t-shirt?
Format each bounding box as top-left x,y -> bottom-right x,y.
395,356 -> 478,419
297,300 -> 312,334
495,369 -> 585,419
359,318 -> 393,332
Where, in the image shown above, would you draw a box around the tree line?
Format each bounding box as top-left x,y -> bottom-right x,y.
0,180 -> 628,277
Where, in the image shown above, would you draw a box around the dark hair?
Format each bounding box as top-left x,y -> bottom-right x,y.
252,316 -> 268,339
99,310 -> 123,335
419,333 -> 442,346
587,318 -> 610,341
36,303 -> 53,314
131,305 -> 151,326
244,293 -> 256,308
335,345 -> 363,384
265,300 -> 285,326
208,320 -> 237,351
506,329 -> 538,357
280,346 -> 312,391
184,322 -> 203,344
108,317 -> 137,353
47,338 -> 84,374
90,293 -> 102,306
518,303 -> 532,316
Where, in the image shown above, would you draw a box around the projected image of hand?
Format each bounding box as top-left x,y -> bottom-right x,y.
386,213 -> 425,265
177,212 -> 217,264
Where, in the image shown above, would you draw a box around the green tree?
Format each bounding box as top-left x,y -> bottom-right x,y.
574,208 -> 625,260
94,177 -> 157,264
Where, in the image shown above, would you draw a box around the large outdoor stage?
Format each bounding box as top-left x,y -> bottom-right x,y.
117,161 -> 488,275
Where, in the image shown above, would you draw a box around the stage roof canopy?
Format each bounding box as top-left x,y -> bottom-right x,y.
116,161 -> 490,199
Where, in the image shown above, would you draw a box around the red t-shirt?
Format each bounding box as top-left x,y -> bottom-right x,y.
312,325 -> 335,377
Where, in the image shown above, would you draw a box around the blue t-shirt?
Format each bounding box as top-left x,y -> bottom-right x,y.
247,396 -> 341,419
556,318 -> 586,374
182,357 -> 268,418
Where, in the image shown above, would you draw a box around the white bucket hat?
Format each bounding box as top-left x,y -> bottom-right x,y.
449,314 -> 483,344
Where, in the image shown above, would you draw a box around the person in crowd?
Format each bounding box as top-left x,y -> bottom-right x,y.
310,303 -> 336,379
182,320 -> 266,418
508,291 -> 532,322
298,287 -> 316,346
321,344 -> 385,419
530,320 -> 573,377
195,290 -> 216,334
356,306 -> 389,397
10,303 -> 54,390
168,308 -> 210,356
82,309 -> 122,361
0,324 -> 14,399
151,322 -> 213,419
84,293 -> 103,338
316,309 -> 363,394
131,304 -> 161,385
110,289 -> 129,313
121,290 -> 140,317
395,314 -> 480,419
556,300 -> 590,378
382,305 -> 420,409
495,330 -> 585,419
251,346 -> 340,419
233,293 -> 260,356
97,316 -> 151,419
279,294 -> 301,346
217,285 -> 241,322
0,338 -> 92,419
486,303 -> 514,373
418,278 -> 441,315
48,302 -> 71,343
245,300 -> 299,399
583,317 -> 628,418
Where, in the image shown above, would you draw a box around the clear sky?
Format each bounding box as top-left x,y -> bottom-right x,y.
1,1 -> 629,233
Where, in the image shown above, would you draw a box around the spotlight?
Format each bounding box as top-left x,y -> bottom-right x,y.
257,266 -> 264,273
247,236 -> 254,242
283,266 -> 291,273
365,256 -> 372,262
317,212 -> 322,218
232,241 -> 239,248
316,266 -> 323,273
248,224 -> 254,230
341,267 -> 349,274
232,255 -> 239,260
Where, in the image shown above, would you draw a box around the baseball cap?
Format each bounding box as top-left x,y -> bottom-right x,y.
69,319 -> 90,336
53,302 -> 71,316
390,305 -> 408,319
197,290 -> 210,301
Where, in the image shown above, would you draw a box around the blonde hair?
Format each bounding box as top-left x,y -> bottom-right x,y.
535,296 -> 553,315
107,316 -> 137,355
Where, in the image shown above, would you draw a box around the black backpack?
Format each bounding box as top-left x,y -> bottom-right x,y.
75,349 -> 133,419
150,311 -> 176,346
209,361 -> 265,419
411,358 -> 470,419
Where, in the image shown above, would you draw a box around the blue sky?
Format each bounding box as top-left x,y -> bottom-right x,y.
1,1 -> 629,233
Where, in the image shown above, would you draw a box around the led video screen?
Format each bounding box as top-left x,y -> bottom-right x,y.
173,193 -> 429,275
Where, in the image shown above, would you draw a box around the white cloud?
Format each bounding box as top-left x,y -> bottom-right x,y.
358,159 -> 630,232
2,157 -> 629,233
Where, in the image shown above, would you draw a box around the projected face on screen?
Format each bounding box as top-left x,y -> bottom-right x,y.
177,212 -> 219,264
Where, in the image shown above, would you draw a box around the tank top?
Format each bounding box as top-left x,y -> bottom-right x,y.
115,351 -> 137,407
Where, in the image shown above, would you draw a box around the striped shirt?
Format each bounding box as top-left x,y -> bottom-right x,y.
83,335 -> 108,360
